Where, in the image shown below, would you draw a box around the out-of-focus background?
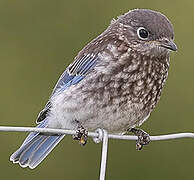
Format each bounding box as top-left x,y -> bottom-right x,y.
0,0 -> 193,179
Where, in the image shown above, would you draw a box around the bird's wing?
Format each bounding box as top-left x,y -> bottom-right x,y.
36,53 -> 99,123
51,53 -> 98,96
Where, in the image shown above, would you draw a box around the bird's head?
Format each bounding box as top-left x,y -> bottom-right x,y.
114,9 -> 177,57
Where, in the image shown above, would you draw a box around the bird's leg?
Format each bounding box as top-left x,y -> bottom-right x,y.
72,120 -> 88,146
129,128 -> 150,150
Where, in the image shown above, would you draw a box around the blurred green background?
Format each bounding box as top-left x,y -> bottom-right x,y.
0,0 -> 193,179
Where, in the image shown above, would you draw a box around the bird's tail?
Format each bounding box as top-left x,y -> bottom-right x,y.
10,120 -> 64,169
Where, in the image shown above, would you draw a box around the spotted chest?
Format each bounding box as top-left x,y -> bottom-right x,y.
83,43 -> 169,111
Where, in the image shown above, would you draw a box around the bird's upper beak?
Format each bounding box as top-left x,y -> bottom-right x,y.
159,38 -> 177,51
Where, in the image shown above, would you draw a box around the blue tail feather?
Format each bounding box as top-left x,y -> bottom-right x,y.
18,135 -> 46,167
28,135 -> 64,168
10,120 -> 64,169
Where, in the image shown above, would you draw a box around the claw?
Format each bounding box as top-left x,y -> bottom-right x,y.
73,125 -> 88,146
130,128 -> 150,150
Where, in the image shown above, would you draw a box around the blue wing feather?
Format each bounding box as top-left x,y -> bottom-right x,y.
51,53 -> 98,96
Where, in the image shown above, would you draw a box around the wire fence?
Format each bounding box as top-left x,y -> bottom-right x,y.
1,126 -> 194,180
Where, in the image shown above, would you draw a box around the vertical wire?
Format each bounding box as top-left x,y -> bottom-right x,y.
99,130 -> 109,180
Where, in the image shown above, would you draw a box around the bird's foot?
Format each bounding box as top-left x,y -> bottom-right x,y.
130,128 -> 150,150
73,125 -> 88,146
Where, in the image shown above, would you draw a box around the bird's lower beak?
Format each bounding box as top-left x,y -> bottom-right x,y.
159,39 -> 177,51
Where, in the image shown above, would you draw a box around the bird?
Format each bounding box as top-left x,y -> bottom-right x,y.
10,9 -> 177,169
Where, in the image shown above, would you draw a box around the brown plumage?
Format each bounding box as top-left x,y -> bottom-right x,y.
10,9 -> 177,169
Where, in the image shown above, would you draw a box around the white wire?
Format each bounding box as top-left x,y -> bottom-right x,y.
99,129 -> 108,180
0,126 -> 194,141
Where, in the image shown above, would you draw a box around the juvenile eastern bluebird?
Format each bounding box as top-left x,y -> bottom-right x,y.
10,9 -> 177,169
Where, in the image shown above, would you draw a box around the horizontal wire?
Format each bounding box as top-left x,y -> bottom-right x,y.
0,126 -> 194,141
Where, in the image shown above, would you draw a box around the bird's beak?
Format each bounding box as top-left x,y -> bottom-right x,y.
159,38 -> 177,51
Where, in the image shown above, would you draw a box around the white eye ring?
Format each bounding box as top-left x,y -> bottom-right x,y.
137,27 -> 149,40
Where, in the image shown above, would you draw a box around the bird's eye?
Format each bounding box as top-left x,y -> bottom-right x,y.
137,27 -> 149,40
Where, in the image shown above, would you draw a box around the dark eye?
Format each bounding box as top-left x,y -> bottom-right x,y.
137,27 -> 149,40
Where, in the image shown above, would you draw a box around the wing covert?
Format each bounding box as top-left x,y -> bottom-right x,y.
51,53 -> 98,96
